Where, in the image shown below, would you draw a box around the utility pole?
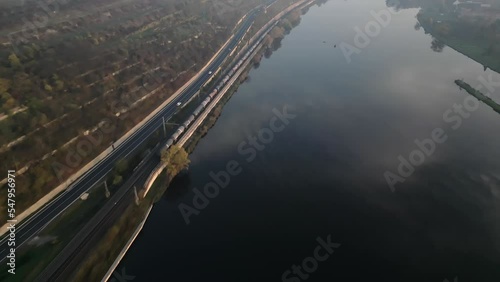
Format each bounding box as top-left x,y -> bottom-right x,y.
162,116 -> 167,138
104,180 -> 110,198
134,186 -> 140,205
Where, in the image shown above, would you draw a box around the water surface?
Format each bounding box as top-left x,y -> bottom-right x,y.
119,1 -> 500,281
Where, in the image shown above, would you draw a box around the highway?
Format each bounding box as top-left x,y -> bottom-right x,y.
0,8 -> 258,261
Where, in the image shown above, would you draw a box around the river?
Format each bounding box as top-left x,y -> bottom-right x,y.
117,0 -> 500,281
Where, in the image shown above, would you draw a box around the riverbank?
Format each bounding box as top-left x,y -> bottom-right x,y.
100,206 -> 153,282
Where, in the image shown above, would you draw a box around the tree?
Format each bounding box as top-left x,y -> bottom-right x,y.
436,23 -> 451,36
11,72 -> 32,100
270,26 -> 285,40
54,79 -> 64,91
414,21 -> 422,31
112,174 -> 123,185
8,53 -> 21,69
1,93 -> 16,113
44,83 -> 53,92
431,37 -> 445,52
115,159 -> 128,174
52,74 -> 64,91
22,46 -> 35,59
161,145 -> 190,176
0,78 -> 11,94
31,164 -> 54,194
281,18 -> 293,31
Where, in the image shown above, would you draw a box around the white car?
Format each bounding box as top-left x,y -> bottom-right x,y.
176,102 -> 182,106
208,71 -> 213,75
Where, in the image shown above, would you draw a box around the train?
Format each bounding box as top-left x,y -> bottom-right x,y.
163,22 -> 274,151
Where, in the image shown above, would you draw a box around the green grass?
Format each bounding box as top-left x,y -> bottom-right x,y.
72,203 -> 147,282
0,241 -> 62,282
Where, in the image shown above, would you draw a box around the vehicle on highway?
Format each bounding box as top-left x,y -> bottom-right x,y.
177,102 -> 182,106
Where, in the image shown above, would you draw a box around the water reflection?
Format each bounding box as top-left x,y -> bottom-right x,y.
119,1 -> 500,281
431,37 -> 445,52
162,173 -> 192,202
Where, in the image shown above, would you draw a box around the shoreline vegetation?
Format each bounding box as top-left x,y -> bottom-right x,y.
416,7 -> 500,73
455,79 -> 500,114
